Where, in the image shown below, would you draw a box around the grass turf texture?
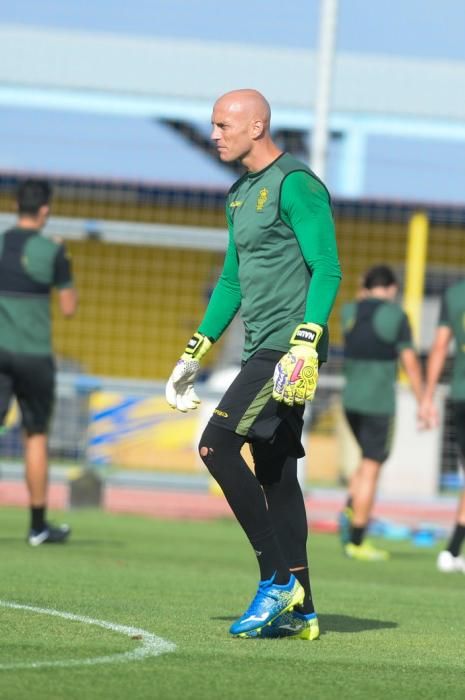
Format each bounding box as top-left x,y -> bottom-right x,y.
0,506 -> 464,700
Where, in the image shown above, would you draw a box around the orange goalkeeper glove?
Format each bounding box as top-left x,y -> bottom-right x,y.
165,332 -> 212,412
272,323 -> 323,406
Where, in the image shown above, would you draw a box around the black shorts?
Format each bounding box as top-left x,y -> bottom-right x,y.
345,409 -> 394,464
208,349 -> 306,458
0,349 -> 55,435
452,401 -> 465,465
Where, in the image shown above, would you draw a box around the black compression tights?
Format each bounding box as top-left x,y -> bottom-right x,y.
253,439 -> 314,611
199,422 -> 309,585
252,440 -> 309,571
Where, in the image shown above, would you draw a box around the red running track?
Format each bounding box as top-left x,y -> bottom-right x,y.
0,479 -> 458,532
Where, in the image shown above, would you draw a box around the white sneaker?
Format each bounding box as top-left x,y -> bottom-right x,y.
436,550 -> 465,573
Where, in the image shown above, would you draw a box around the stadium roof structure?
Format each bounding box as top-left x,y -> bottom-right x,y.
1,24 -> 465,201
1,24 -> 465,123
0,106 -> 234,188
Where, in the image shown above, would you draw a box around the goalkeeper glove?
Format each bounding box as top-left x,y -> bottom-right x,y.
165,332 -> 212,412
272,323 -> 323,406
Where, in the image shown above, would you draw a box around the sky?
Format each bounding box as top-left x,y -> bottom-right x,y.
4,0 -> 465,62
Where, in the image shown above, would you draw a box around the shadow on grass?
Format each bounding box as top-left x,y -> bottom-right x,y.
212,613 -> 398,634
68,539 -> 127,547
319,613 -> 397,634
390,550 -> 437,560
0,537 -> 126,547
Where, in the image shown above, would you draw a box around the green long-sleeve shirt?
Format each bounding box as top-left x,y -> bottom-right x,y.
199,153 -> 341,361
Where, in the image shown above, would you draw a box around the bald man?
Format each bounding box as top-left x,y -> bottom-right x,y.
166,89 -> 341,639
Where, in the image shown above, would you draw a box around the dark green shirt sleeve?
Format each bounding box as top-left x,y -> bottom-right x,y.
341,301 -> 356,333
53,244 -> 74,289
198,211 -> 242,341
374,303 -> 414,350
280,171 -> 341,326
438,294 -> 450,327
396,311 -> 414,350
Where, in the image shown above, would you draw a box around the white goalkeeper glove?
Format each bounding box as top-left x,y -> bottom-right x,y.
272,323 -> 323,406
165,332 -> 213,412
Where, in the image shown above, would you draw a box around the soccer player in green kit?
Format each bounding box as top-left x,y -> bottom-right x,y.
166,89 -> 341,639
339,265 -> 424,561
0,179 -> 77,545
421,279 -> 465,573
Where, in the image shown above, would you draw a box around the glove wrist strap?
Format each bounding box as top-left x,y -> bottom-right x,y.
290,323 -> 323,348
182,332 -> 212,361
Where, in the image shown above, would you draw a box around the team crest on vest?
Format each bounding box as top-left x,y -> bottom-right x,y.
256,188 -> 269,212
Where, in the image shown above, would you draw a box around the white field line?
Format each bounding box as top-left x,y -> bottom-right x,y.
0,600 -> 176,670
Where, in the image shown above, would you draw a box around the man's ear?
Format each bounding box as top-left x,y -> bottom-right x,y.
251,120 -> 265,139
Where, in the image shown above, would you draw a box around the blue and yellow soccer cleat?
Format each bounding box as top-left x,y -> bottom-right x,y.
230,574 -> 304,637
246,610 -> 320,640
345,541 -> 389,561
338,506 -> 353,546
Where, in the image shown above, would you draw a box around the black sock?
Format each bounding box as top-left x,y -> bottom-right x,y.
447,524 -> 465,557
31,506 -> 46,532
252,530 -> 290,584
292,568 -> 315,615
350,525 -> 365,546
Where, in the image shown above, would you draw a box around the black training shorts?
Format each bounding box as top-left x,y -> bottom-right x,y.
0,349 -> 55,435
208,349 -> 306,457
452,401 -> 465,465
345,409 -> 394,464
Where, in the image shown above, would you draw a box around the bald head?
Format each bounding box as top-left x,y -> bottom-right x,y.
211,89 -> 280,171
214,89 -> 271,127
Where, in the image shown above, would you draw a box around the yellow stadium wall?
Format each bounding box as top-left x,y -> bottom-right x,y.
50,215 -> 465,380
0,190 -> 226,228
52,240 -> 224,379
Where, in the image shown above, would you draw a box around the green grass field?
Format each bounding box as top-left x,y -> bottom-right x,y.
0,506 -> 464,700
